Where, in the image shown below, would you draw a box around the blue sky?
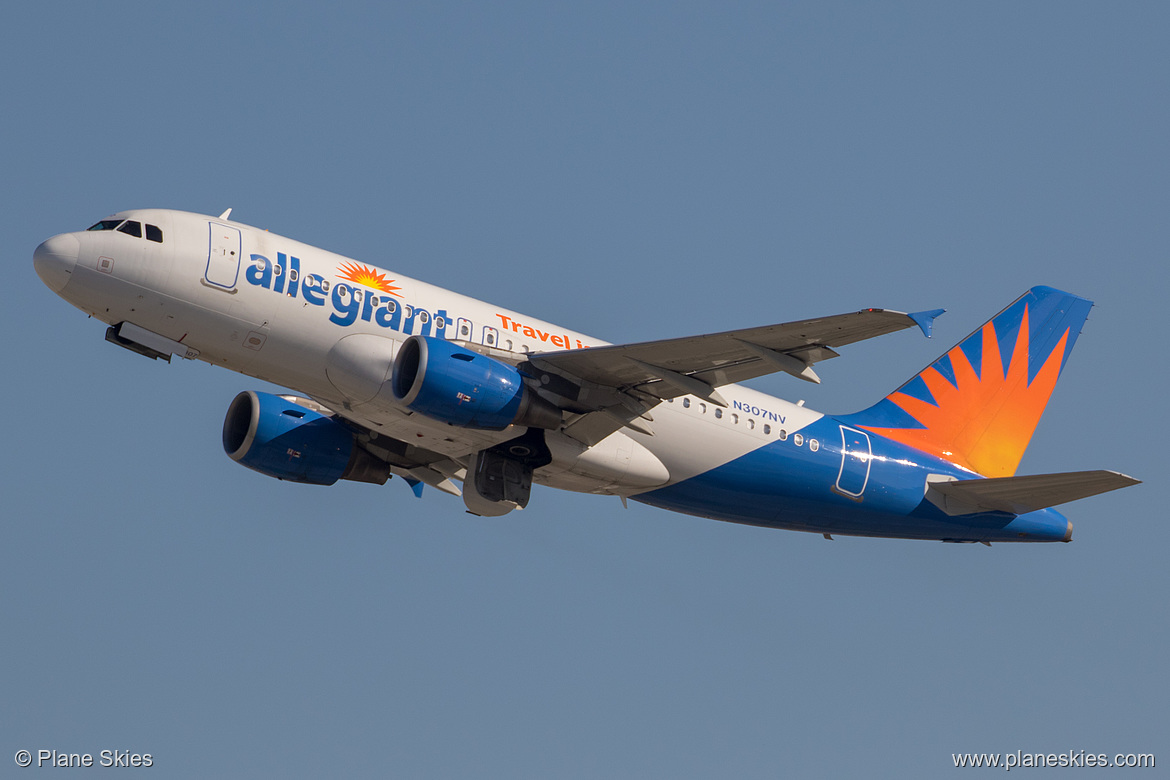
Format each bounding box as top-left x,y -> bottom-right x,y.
2,2 -> 1166,776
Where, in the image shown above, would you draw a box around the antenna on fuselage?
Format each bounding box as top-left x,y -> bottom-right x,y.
218,208 -> 233,220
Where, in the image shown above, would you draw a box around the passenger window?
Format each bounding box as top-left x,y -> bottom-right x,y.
699,403 -> 707,414
732,413 -> 739,424
145,224 -> 163,242
763,423 -> 770,434
793,434 -> 804,447
117,220 -> 142,238
385,299 -> 397,313
778,429 -> 787,441
682,398 -> 690,408
809,439 -> 819,452
418,311 -> 429,324
87,219 -> 123,231
714,408 -> 723,419
748,418 -> 754,429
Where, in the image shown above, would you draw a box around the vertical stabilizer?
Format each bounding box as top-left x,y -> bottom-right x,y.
842,286 -> 1093,478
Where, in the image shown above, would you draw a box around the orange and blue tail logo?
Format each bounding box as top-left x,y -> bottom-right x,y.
844,286 -> 1093,478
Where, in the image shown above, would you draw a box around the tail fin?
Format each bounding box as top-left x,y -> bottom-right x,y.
843,286 -> 1093,477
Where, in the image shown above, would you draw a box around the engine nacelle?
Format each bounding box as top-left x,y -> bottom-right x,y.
222,391 -> 388,485
391,336 -> 561,430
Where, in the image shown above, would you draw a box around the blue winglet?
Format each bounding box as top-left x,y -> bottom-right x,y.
404,477 -> 425,498
908,308 -> 945,338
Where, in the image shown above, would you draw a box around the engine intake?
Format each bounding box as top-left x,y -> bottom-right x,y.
391,336 -> 561,430
222,391 -> 388,485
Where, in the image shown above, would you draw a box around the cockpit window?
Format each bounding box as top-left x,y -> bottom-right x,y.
117,220 -> 142,238
85,218 -> 163,243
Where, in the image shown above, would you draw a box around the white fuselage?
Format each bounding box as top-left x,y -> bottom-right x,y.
41,209 -> 821,497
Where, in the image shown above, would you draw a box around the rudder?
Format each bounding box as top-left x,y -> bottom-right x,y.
842,286 -> 1093,478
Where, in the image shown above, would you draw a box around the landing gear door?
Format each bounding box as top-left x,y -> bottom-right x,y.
836,425 -> 872,498
205,223 -> 241,290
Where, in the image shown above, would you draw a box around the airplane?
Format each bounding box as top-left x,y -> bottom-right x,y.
33,208 -> 1139,543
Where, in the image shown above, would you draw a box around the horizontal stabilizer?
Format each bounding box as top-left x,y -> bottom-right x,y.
926,470 -> 1140,516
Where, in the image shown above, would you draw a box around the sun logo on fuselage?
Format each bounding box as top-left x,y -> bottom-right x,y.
336,262 -> 402,297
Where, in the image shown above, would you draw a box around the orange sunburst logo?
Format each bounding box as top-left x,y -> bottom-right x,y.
860,305 -> 1068,478
336,262 -> 402,297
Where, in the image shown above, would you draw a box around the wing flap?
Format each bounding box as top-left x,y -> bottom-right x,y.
927,470 -> 1140,516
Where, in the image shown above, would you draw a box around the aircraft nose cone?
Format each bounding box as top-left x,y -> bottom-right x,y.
33,233 -> 80,293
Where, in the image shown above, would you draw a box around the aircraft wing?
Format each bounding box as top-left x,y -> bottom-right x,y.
528,308 -> 938,406
524,307 -> 940,444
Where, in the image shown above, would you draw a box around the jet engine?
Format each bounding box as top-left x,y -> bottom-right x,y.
222,391 -> 388,485
391,336 -> 561,430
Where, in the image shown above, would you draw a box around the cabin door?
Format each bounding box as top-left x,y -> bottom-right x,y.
205,222 -> 241,290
